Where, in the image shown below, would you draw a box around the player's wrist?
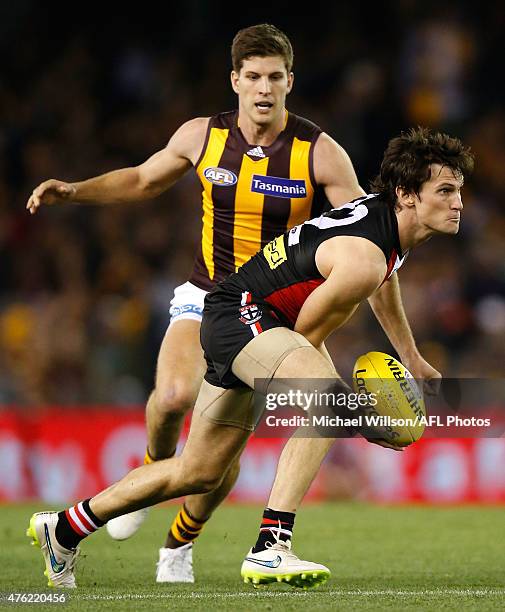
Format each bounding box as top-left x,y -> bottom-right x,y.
62,182 -> 79,202
65,183 -> 77,200
398,346 -> 421,364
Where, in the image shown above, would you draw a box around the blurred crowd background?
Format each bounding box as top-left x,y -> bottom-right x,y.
1,1 -> 504,405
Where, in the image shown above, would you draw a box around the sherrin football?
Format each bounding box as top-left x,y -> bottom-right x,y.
352,352 -> 426,447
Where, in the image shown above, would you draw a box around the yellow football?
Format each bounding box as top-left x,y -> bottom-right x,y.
352,351 -> 426,447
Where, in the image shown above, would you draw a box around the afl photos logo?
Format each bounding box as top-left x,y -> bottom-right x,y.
204,167 -> 237,186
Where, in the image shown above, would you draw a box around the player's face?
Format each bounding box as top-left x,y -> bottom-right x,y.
231,56 -> 293,126
416,164 -> 464,235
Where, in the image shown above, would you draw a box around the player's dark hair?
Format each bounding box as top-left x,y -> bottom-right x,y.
232,24 -> 294,73
370,127 -> 474,207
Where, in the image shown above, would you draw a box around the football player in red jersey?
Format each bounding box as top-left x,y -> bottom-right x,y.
27,127 -> 473,589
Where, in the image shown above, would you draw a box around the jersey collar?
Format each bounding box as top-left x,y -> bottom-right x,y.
234,110 -> 294,158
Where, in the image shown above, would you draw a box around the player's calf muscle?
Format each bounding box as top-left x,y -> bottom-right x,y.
93,460 -> 192,519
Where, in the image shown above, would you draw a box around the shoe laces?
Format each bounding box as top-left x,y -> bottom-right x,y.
67,547 -> 80,573
264,522 -> 297,559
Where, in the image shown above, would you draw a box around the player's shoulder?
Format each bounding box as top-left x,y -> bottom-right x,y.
332,193 -> 388,218
314,131 -> 345,156
350,192 -> 382,207
181,110 -> 238,137
168,117 -> 210,163
317,194 -> 390,237
177,116 -> 211,139
209,110 -> 238,129
177,110 -> 238,139
342,194 -> 400,257
288,112 -> 322,141
356,193 -> 388,214
311,131 -> 358,187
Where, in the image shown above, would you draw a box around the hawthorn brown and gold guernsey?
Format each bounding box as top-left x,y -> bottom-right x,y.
189,110 -> 327,291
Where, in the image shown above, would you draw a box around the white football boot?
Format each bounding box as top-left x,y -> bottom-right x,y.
106,507 -> 149,540
241,534 -> 330,589
156,543 -> 194,583
26,512 -> 80,588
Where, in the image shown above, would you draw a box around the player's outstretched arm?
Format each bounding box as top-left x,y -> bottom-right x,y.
26,117 -> 208,215
368,273 -> 441,394
313,132 -> 366,206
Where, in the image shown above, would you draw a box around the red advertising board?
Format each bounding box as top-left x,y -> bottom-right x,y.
1,408 -> 504,503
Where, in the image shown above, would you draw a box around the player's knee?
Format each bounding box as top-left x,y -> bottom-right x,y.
196,474 -> 224,493
182,463 -> 225,494
154,383 -> 196,420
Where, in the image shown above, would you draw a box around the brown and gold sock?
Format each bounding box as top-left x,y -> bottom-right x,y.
165,505 -> 208,549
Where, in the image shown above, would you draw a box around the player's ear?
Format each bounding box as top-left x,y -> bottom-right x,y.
230,70 -> 240,94
286,71 -> 294,94
395,186 -> 415,208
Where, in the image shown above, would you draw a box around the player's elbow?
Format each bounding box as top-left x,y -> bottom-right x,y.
136,170 -> 164,200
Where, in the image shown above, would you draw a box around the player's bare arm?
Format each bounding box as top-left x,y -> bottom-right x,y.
311,127 -> 438,386
294,236 -> 386,347
368,273 -> 442,393
26,117 -> 209,214
315,130 -> 436,386
313,132 -> 366,205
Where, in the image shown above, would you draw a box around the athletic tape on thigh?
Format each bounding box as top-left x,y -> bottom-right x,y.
193,380 -> 257,431
232,328 -> 312,394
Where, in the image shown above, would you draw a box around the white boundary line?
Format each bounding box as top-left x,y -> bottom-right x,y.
74,589 -> 505,601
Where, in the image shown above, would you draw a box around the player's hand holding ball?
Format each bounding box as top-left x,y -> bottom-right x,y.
352,352 -> 426,449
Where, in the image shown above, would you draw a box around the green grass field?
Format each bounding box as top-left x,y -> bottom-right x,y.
1,503 -> 504,611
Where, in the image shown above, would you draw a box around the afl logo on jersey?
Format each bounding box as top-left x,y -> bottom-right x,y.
204,167 -> 237,186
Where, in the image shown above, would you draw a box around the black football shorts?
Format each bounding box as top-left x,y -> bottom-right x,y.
200,283 -> 285,389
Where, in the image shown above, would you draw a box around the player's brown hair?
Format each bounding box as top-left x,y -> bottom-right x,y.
231,24 -> 294,73
370,127 -> 474,207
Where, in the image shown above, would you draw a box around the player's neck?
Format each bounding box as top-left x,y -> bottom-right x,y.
396,208 -> 434,251
238,109 -> 287,147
